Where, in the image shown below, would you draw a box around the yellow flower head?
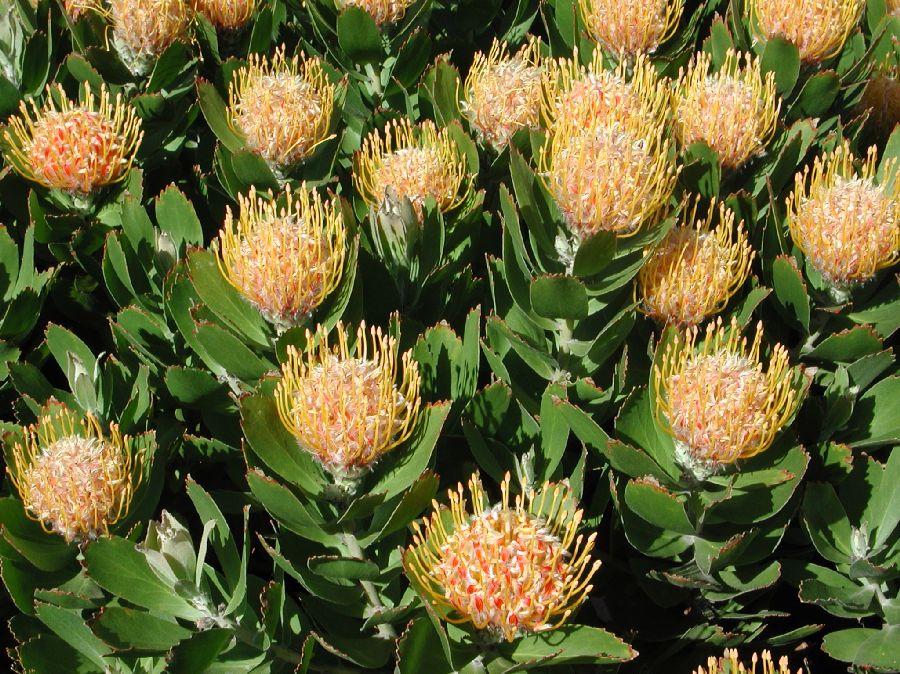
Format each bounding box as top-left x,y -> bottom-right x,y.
3,83 -> 143,195
337,0 -> 416,26
889,0 -> 900,14
748,0 -> 864,63
7,404 -> 146,544
674,50 -> 780,169
228,46 -> 335,170
638,198 -> 754,326
404,472 -> 600,643
539,103 -> 678,238
577,0 -> 684,56
354,118 -> 472,221
542,51 -> 669,134
109,0 -> 193,73
275,321 -> 421,481
193,0 -> 258,30
858,63 -> 900,135
654,318 -> 802,475
217,184 -> 347,331
463,38 -> 543,150
787,143 -> 900,288
694,649 -> 801,674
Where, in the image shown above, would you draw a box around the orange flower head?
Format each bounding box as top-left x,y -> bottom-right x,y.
463,38 -> 543,150
889,0 -> 900,14
3,83 -> 143,196
674,50 -> 780,169
577,0 -> 684,56
404,472 -> 600,643
337,0 -> 416,26
109,0 -> 193,75
542,51 -> 669,133
638,198 -> 753,326
695,649 -> 801,674
354,118 -> 472,221
539,101 -> 678,238
748,0 -> 864,63
787,143 -> 900,288
8,404 -> 146,544
229,46 -> 335,170
193,0 -> 258,29
654,319 -> 803,477
217,184 -> 347,332
275,321 -> 421,483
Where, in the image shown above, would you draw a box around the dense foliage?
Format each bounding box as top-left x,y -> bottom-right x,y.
0,0 -> 899,672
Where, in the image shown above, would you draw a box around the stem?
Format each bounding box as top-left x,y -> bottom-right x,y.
342,531 -> 398,640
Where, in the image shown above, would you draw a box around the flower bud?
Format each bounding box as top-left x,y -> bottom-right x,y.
858,64 -> 900,136
748,0 -> 864,64
109,0 -> 193,76
576,0 -> 684,56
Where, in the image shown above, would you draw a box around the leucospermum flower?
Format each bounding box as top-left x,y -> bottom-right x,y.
637,198 -> 754,326
7,404 -> 146,544
577,0 -> 684,56
109,0 -> 193,76
229,46 -> 335,170
694,649 -> 801,674
216,184 -> 347,331
787,143 -> 900,289
747,0 -> 864,63
404,473 -> 600,643
462,38 -> 542,150
193,0 -> 258,30
539,104 -> 678,238
3,83 -> 143,196
541,51 -> 669,133
889,0 -> 900,14
654,319 -> 803,479
275,321 -> 421,484
354,118 -> 472,221
674,50 -> 780,170
337,0 -> 416,26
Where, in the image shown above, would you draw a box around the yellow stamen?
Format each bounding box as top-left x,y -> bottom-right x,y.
577,0 -> 684,56
193,0 -> 258,29
337,0 -> 416,26
694,648 -> 801,674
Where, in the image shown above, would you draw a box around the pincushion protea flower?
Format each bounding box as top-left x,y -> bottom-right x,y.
539,102 -> 678,239
404,472 -> 600,643
542,51 -> 669,133
637,198 -> 753,326
577,0 -> 684,56
7,404 -> 146,544
216,184 -> 347,332
747,0 -> 864,63
275,321 -> 421,485
3,83 -> 143,196
229,46 -> 335,171
337,0 -> 416,26
694,649 -> 801,674
193,0 -> 258,29
462,38 -> 542,150
674,50 -> 780,170
109,0 -> 193,75
354,118 -> 472,221
787,143 -> 900,290
889,0 -> 900,14
654,318 -> 803,479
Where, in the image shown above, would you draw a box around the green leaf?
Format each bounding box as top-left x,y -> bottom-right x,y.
772,256 -> 810,332
91,606 -> 192,652
0,498 -> 77,572
794,71 -> 840,117
164,366 -> 231,410
240,391 -> 325,497
246,470 -> 335,545
530,275 -> 589,320
337,7 -> 384,64
499,625 -> 636,665
397,618 -> 454,674
307,556 -> 380,581
363,470 -> 439,544
761,37 -> 801,96
185,477 -> 241,590
34,603 -> 111,670
624,479 -> 695,535
802,483 -> 853,564
196,80 -> 245,153
822,627 -> 900,669
842,376 -> 900,448
869,448 -> 900,549
17,634 -> 101,674
194,322 -> 271,381
168,628 -> 233,674
572,232 -> 616,277
155,185 -> 203,250
82,537 -> 205,621
804,326 -> 882,362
